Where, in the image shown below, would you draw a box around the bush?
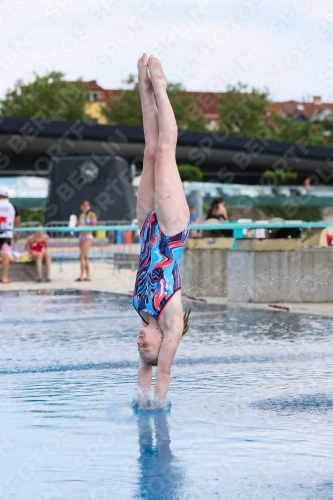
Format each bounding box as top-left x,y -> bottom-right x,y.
262,205 -> 321,222
178,164 -> 203,182
19,208 -> 44,223
263,169 -> 298,185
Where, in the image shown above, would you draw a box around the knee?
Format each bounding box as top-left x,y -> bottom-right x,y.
156,141 -> 174,156
144,146 -> 157,161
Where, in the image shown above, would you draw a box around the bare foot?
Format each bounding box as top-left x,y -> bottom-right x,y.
137,54 -> 153,93
147,55 -> 167,92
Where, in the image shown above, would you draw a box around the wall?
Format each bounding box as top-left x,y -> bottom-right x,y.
182,248 -> 228,297
182,247 -> 333,302
228,249 -> 333,303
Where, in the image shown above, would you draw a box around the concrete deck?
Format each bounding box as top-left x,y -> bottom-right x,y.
0,261 -> 137,296
1,262 -> 332,318
204,297 -> 333,318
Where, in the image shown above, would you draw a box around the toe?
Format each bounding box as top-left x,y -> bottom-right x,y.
138,54 -> 147,65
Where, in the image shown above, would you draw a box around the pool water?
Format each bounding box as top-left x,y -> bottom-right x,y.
1,290 -> 333,500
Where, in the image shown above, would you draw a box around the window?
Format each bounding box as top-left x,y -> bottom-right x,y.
90,92 -> 100,102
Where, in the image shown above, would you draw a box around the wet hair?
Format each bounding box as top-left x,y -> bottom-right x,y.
182,308 -> 191,335
145,308 -> 191,367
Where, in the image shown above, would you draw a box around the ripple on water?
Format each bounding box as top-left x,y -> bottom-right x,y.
252,393 -> 333,413
2,290 -> 333,500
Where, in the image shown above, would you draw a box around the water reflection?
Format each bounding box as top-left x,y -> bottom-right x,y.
79,289 -> 92,308
137,412 -> 183,499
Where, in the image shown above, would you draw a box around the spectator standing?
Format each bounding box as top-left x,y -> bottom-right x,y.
25,226 -> 52,282
304,177 -> 312,195
0,186 -> 20,284
76,200 -> 97,281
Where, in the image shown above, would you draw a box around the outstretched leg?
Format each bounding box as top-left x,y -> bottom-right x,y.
136,54 -> 159,229
148,56 -> 189,236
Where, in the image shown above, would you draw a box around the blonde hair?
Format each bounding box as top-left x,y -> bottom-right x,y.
146,308 -> 191,367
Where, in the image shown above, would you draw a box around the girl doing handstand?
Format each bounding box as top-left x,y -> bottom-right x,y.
133,54 -> 190,406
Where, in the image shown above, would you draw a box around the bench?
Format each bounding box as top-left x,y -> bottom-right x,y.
0,262 -> 46,282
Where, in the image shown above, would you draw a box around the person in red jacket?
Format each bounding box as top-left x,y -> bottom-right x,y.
25,227 -> 52,282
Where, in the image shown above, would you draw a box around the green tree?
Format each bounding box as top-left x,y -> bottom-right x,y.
178,164 -> 203,181
216,82 -> 326,146
102,74 -> 206,131
217,83 -> 272,138
269,114 -> 324,146
320,113 -> 333,147
0,71 -> 90,121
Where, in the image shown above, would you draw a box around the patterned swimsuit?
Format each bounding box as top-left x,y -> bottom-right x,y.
132,210 -> 189,323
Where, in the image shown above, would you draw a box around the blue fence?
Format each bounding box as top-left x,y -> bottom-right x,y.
12,221 -> 333,233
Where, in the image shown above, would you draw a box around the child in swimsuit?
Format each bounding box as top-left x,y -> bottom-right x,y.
76,200 -> 97,281
133,55 -> 190,406
24,226 -> 52,282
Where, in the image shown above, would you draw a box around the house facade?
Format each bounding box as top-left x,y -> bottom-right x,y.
82,80 -> 333,128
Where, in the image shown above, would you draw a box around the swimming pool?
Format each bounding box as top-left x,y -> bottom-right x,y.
1,290 -> 333,499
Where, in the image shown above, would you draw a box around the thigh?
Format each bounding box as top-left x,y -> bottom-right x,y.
0,239 -> 12,255
41,249 -> 50,260
137,152 -> 155,230
30,251 -> 41,261
81,238 -> 93,256
154,152 -> 189,236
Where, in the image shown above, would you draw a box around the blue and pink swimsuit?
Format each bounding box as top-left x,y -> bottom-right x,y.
133,210 -> 189,323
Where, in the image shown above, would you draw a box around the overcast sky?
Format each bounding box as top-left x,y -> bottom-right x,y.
0,0 -> 332,102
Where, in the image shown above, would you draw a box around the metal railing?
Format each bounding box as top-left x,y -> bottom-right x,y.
3,221 -> 332,275
12,220 -> 333,233
10,223 -> 141,266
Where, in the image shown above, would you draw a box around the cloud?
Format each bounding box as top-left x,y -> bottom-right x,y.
0,0 -> 332,101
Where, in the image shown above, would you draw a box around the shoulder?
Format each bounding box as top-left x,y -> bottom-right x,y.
10,203 -> 20,216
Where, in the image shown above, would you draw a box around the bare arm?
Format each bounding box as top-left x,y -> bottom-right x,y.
154,302 -> 183,405
138,357 -> 152,400
90,212 -> 97,226
44,235 -> 49,249
13,215 -> 21,243
221,206 -> 228,221
154,329 -> 181,405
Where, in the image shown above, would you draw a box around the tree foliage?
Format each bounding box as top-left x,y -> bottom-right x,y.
320,114 -> 333,147
217,82 -> 329,146
102,75 -> 206,131
217,83 -> 271,138
178,164 -> 203,182
0,71 -> 90,121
